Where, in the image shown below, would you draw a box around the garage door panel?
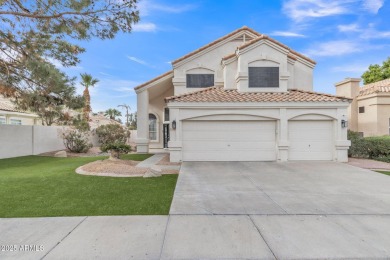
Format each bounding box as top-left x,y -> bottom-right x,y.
182,120 -> 276,161
183,131 -> 274,142
182,151 -> 276,162
289,121 -> 333,161
183,140 -> 276,151
183,121 -> 273,131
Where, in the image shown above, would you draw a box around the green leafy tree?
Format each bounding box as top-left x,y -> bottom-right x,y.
80,73 -> 99,121
104,108 -> 122,121
14,66 -> 84,125
362,57 -> 390,84
0,0 -> 139,94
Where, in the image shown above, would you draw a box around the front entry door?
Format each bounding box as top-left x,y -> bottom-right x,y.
163,123 -> 170,148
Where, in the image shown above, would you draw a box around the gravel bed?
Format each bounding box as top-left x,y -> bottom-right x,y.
76,159 -> 179,177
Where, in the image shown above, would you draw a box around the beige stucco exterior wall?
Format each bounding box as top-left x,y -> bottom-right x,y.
377,102 -> 390,135
173,40 -> 243,95
335,78 -> 360,132
173,34 -> 314,96
357,96 -> 378,136
148,87 -> 174,151
359,94 -> 390,136
356,94 -> 390,137
293,62 -> 313,91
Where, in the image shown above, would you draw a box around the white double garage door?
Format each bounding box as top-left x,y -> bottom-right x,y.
182,120 -> 334,161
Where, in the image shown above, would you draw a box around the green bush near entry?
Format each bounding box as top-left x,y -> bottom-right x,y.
348,130 -> 390,159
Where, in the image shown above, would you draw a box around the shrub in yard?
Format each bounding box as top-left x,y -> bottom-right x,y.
95,124 -> 129,146
101,143 -> 131,160
96,124 -> 131,159
62,129 -> 92,153
364,136 -> 390,159
348,130 -> 390,159
348,130 -> 365,157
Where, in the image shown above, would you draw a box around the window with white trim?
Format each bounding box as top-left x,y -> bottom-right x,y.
149,114 -> 157,141
186,74 -> 214,88
0,117 -> 5,124
10,119 -> 21,125
248,67 -> 279,88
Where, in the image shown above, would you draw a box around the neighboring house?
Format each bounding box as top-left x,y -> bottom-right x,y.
89,112 -> 122,129
335,78 -> 390,137
135,26 -> 352,162
0,95 -> 39,125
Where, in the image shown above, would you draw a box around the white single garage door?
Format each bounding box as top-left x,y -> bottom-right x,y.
182,120 -> 276,161
289,120 -> 334,160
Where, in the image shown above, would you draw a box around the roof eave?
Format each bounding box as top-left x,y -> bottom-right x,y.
134,71 -> 174,93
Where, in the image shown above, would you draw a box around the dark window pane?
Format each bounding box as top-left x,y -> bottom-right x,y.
248,67 -> 279,88
359,106 -> 365,113
164,108 -> 169,122
186,74 -> 214,88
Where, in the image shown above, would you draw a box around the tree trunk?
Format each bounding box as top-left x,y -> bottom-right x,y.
109,150 -> 120,161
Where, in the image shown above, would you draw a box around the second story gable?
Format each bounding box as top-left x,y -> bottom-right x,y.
171,26 -> 316,95
134,26 -> 316,96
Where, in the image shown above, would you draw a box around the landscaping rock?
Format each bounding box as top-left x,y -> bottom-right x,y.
143,165 -> 162,178
54,151 -> 67,158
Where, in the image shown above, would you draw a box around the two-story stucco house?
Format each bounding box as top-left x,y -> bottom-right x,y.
134,26 -> 351,162
335,77 -> 390,137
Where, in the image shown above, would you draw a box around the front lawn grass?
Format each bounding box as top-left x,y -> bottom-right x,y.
376,171 -> 390,176
0,155 -> 177,218
120,153 -> 153,161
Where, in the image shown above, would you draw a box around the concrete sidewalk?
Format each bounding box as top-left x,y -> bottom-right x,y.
1,214 -> 390,259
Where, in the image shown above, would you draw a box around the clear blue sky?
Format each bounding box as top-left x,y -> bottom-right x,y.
61,0 -> 390,121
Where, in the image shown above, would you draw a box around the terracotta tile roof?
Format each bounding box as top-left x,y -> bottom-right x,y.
165,86 -> 351,103
287,53 -> 297,60
0,97 -> 23,113
359,78 -> 390,96
172,26 -> 261,65
237,35 -> 316,65
222,53 -> 237,61
134,70 -> 173,90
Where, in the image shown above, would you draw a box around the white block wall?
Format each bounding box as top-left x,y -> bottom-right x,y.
0,125 -> 66,159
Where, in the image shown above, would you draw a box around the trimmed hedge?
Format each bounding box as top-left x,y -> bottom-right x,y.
348,130 -> 390,160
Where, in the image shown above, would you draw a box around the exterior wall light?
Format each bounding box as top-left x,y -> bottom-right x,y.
341,119 -> 348,128
172,120 -> 176,130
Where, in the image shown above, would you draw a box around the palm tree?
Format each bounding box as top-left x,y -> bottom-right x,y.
104,108 -> 122,121
80,73 -> 99,121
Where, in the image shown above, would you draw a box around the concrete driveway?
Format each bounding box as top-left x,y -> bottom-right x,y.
2,162 -> 390,259
170,161 -> 390,215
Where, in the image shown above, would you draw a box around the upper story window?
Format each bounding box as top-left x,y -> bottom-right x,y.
10,119 -> 21,125
248,67 -> 279,88
186,74 -> 214,88
359,106 -> 365,113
